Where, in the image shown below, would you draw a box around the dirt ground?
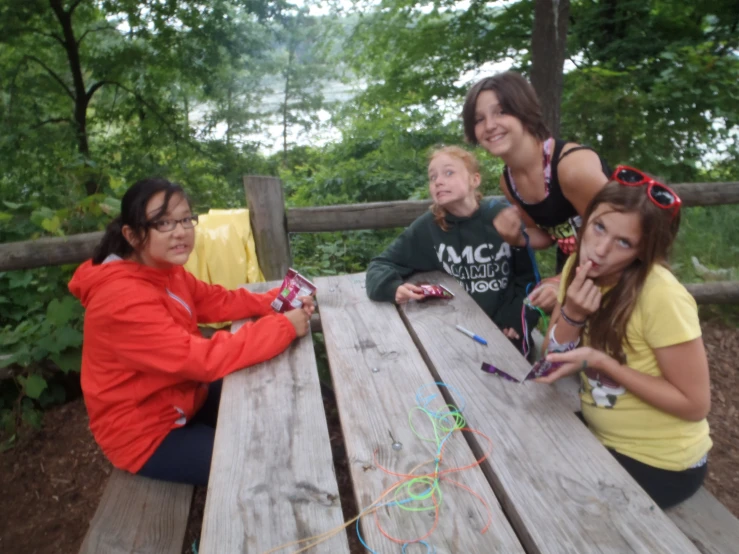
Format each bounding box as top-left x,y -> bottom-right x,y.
1,320 -> 737,554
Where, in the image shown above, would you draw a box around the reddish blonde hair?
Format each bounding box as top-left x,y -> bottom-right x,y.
428,146 -> 483,231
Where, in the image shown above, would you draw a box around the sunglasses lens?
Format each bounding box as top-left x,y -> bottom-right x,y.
650,184 -> 676,207
616,168 -> 644,184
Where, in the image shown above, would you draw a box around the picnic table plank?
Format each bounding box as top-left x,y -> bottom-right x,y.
398,270 -> 700,553
79,469 -> 192,554
666,487 -> 739,554
198,281 -> 350,554
316,273 -> 525,554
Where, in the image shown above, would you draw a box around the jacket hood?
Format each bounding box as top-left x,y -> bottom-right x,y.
69,258 -> 172,307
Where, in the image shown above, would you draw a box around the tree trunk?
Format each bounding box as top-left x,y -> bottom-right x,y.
281,51 -> 294,165
184,94 -> 189,133
530,0 -> 570,138
226,85 -> 232,147
49,0 -> 97,195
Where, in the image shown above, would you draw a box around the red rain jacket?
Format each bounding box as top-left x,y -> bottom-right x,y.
68,259 -> 296,472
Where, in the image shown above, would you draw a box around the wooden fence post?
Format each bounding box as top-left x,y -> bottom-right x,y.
243,175 -> 291,280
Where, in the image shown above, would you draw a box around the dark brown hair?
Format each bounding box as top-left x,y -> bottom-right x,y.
462,71 -> 550,144
565,180 -> 681,361
428,146 -> 482,231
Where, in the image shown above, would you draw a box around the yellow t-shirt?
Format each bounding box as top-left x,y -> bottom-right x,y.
558,255 -> 711,471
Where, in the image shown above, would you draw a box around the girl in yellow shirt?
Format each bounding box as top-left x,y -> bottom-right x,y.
538,167 -> 711,509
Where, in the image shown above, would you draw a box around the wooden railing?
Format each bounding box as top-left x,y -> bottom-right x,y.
1,177 -> 738,303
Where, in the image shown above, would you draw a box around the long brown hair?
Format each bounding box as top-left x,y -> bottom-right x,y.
462,71 -> 551,145
566,180 -> 681,361
428,146 -> 482,231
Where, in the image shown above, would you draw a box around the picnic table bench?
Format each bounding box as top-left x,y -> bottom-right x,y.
80,271 -> 739,554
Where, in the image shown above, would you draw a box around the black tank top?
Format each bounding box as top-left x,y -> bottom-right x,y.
502,139 -> 611,272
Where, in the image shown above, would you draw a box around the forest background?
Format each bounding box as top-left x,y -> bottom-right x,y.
0,0 -> 738,435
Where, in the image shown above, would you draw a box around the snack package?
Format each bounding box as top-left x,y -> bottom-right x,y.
481,358 -> 563,384
524,358 -> 563,381
481,362 -> 522,383
270,268 -> 317,313
418,283 -> 454,299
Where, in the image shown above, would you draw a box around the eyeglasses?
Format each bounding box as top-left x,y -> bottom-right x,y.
611,165 -> 682,218
147,215 -> 199,233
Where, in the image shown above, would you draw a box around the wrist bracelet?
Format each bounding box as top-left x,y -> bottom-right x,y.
547,324 -> 580,353
560,307 -> 587,328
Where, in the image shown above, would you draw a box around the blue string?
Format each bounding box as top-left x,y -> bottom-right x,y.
402,540 -> 436,553
414,382 -> 466,415
520,230 -> 543,358
356,517 -> 378,554
525,282 -> 533,297
522,230 -> 541,285
355,495 -> 434,552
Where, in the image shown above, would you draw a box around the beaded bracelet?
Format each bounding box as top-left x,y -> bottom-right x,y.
559,307 -> 587,328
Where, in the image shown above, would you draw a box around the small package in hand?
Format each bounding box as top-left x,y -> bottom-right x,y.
524,358 -> 563,381
271,268 -> 317,313
481,362 -> 522,383
481,357 -> 563,384
419,283 -> 454,299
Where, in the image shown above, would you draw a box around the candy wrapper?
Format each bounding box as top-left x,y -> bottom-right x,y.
524,358 -> 563,380
418,283 -> 454,299
481,362 -> 522,383
481,358 -> 563,384
271,268 -> 317,313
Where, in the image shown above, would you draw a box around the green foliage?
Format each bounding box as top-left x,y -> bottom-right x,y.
310,332 -> 332,388
563,1 -> 739,176
0,266 -> 82,439
267,8 -> 344,160
673,205 -> 739,283
346,0 -> 531,106
292,229 -> 399,277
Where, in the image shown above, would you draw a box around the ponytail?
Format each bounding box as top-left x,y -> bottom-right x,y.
89,177 -> 189,265
92,217 -> 133,265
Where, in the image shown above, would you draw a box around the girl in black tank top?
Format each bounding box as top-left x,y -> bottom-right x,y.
462,72 -> 611,286
502,139 -> 611,272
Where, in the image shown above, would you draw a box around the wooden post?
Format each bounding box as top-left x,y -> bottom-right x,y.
243,175 -> 291,280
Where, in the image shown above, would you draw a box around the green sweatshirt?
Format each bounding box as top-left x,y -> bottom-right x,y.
365,201 -> 539,352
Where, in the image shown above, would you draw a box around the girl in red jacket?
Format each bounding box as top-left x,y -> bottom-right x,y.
69,178 -> 312,486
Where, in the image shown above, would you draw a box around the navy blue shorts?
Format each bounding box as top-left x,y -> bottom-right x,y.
137,380 -> 222,486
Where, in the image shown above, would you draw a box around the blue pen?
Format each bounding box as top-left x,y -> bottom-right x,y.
455,324 -> 488,346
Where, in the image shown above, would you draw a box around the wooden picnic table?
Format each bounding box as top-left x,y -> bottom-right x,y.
198,271 -> 702,554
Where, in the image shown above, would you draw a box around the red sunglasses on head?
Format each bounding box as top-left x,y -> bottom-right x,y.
611,165 -> 682,218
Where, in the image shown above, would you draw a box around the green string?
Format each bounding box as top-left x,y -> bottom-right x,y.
389,404 -> 466,514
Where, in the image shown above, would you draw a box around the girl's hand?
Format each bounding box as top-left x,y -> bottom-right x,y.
395,283 -> 425,304
298,295 -> 315,317
493,206 -> 527,247
502,328 -> 520,340
284,308 -> 310,337
562,261 -> 601,321
535,347 -> 609,384
527,282 -> 558,313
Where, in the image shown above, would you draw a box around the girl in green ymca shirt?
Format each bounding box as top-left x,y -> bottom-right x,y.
365,146 -> 539,354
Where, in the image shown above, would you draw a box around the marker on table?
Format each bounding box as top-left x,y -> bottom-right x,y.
455,324 -> 488,346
